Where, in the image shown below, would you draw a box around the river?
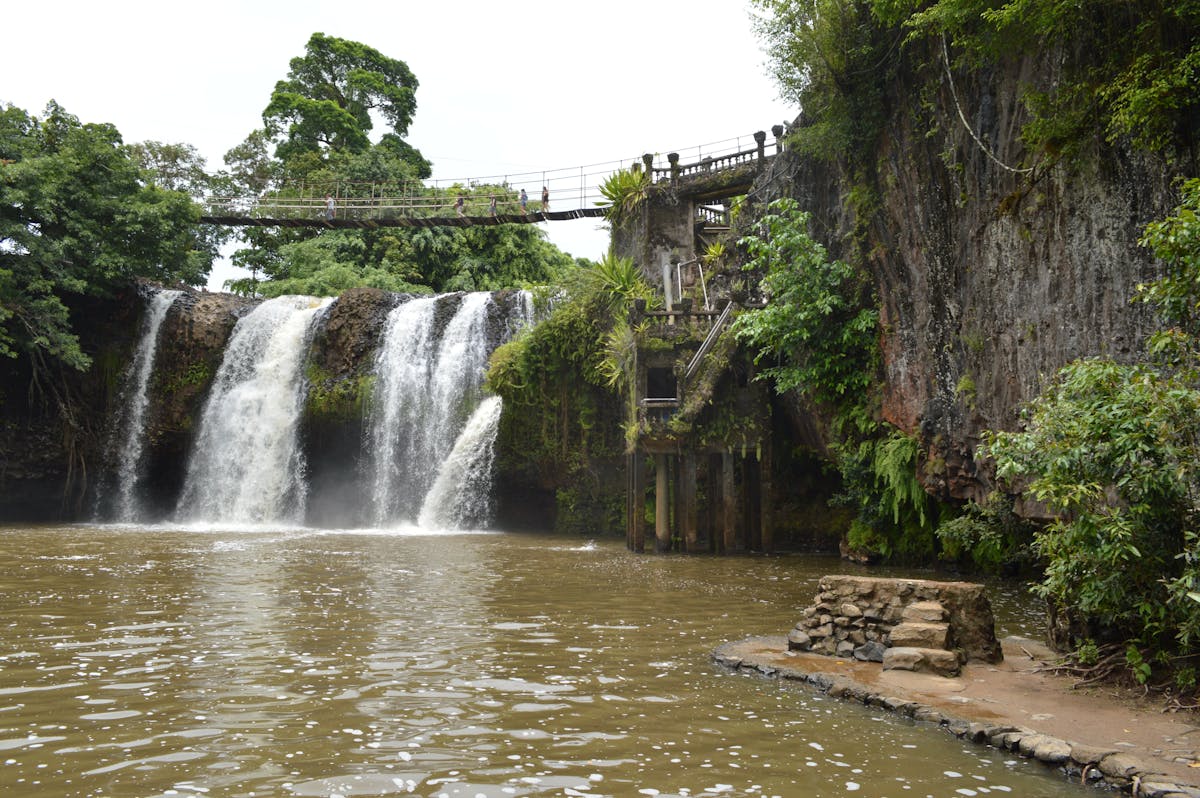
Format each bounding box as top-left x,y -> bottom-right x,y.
0,525 -> 1085,797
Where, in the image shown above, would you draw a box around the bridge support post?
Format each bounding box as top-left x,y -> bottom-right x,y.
760,437 -> 774,554
680,450 -> 698,553
754,130 -> 767,162
668,152 -> 680,184
628,451 -> 645,552
655,454 -> 671,552
721,452 -> 736,554
772,124 -> 785,154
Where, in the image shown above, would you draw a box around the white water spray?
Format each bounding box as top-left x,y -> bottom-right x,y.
105,288 -> 181,522
176,295 -> 331,524
417,395 -> 504,528
369,291 -> 532,527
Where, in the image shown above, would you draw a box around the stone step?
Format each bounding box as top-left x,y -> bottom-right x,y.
901,600 -> 948,623
882,646 -> 961,677
889,621 -> 950,650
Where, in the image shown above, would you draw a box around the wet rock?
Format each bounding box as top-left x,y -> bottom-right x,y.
787,630 -> 811,650
853,641 -> 887,662
882,646 -> 960,677
902,601 -> 948,623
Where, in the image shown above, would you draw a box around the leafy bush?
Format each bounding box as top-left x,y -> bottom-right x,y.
732,197 -> 879,407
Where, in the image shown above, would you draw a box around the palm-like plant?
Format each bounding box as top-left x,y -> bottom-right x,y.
597,167 -> 649,228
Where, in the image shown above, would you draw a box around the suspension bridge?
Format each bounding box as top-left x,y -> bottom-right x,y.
199,128 -> 786,228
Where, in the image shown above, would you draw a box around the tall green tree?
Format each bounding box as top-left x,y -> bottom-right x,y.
0,102 -> 213,372
262,31 -> 429,175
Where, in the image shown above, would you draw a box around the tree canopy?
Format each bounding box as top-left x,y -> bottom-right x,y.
0,102 -> 215,372
223,33 -> 582,297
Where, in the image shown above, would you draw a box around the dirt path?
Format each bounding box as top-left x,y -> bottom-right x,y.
715,635 -> 1200,795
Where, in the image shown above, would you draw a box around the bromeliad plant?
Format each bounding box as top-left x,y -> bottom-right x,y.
597,166 -> 649,229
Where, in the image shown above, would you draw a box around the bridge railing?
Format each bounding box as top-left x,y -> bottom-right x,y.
644,124 -> 787,186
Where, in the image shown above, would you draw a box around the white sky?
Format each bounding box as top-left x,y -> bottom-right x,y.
1,0 -> 794,290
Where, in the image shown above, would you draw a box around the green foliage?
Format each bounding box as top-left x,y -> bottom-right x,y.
751,0 -> 899,163
1137,178 -> 1200,344
753,0 -> 1199,167
732,198 -> 880,407
987,356 -> 1200,656
838,428 -> 942,561
935,492 -> 1035,573
486,258 -> 644,533
597,167 -> 649,228
263,32 -> 425,167
305,363 -> 374,422
0,102 -> 214,372
906,0 -> 1200,155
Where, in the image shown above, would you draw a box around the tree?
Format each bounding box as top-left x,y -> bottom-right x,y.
0,102 -> 213,371
263,32 -> 429,175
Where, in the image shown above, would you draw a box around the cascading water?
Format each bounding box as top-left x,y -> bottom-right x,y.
369,291 -> 532,527
176,295 -> 332,525
417,395 -> 504,528
101,287 -> 182,522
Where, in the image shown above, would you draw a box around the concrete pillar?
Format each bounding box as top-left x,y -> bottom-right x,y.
760,439 -> 774,554
642,153 -> 654,177
772,124 -> 785,154
655,454 -> 670,552
680,451 -> 698,553
721,452 -> 736,554
754,130 -> 767,161
668,152 -> 680,183
628,451 -> 645,552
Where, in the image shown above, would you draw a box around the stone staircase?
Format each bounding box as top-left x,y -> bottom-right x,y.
786,576 -> 1003,678
882,600 -> 960,677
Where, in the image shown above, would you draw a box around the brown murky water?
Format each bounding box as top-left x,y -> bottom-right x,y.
0,525 -> 1085,797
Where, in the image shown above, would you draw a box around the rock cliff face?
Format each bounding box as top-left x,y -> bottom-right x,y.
757,48 -> 1197,505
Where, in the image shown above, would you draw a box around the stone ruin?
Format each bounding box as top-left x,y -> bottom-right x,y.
787,575 -> 1003,677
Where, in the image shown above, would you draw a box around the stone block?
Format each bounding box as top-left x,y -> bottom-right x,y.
811,623 -> 833,639
889,621 -> 950,650
902,600 -> 948,623
848,629 -> 866,646
836,640 -> 856,657
840,603 -> 863,618
882,646 -> 960,676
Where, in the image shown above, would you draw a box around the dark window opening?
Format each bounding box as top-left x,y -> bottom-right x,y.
647,367 -> 677,400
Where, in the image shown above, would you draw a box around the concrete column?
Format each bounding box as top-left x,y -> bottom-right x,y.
760,440 -> 774,554
680,451 -> 698,553
628,451 -> 646,552
754,130 -> 767,161
721,452 -> 736,554
668,152 -> 680,183
772,124 -> 785,153
655,454 -> 670,552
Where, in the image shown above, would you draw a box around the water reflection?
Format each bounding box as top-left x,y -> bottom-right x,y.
0,526 -> 1083,797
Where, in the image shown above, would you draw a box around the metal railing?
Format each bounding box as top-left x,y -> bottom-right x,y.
683,301 -> 735,384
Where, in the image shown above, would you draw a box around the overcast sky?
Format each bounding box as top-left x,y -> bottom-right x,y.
2,0 -> 794,290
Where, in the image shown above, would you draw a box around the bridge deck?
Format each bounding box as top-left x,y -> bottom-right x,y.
200,208 -> 607,228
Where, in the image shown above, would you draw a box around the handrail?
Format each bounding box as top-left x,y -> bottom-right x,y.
683,301 -> 735,384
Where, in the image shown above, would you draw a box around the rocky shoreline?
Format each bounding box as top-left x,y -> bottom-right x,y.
714,635 -> 1200,797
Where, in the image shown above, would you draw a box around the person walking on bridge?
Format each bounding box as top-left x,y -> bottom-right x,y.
455,194 -> 465,217
519,188 -> 528,213
541,186 -> 549,212
324,194 -> 336,221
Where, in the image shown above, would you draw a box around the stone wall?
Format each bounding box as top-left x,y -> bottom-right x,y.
787,575 -> 1002,674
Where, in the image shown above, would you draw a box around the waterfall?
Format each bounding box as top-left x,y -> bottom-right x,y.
103,287 -> 182,522
417,395 -> 504,529
176,295 -> 332,525
369,291 -> 532,527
